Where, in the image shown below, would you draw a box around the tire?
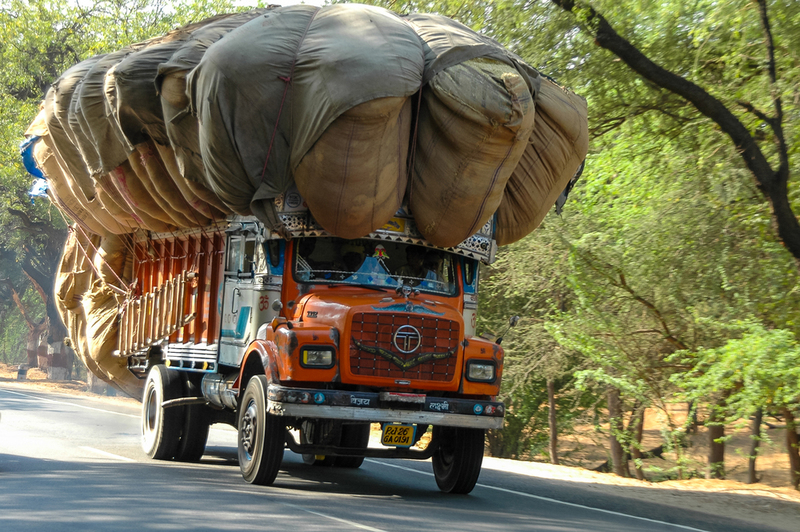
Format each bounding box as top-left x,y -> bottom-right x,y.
141,365 -> 183,460
432,426 -> 485,494
238,375 -> 285,485
174,374 -> 210,462
174,404 -> 210,462
335,423 -> 371,469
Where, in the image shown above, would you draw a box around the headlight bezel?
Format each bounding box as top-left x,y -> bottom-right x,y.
300,346 -> 336,369
465,359 -> 496,383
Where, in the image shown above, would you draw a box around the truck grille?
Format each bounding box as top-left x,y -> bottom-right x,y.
349,312 -> 460,382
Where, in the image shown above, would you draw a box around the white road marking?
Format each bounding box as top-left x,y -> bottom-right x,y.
79,446 -> 136,462
365,459 -> 710,532
223,488 -> 388,531
0,388 -> 139,418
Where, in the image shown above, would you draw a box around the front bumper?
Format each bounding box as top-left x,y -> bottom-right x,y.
266,385 -> 504,430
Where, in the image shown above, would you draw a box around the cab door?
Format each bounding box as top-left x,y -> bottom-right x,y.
219,235 -> 256,367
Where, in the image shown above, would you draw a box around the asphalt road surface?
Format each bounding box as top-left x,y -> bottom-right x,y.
0,385 -> 783,532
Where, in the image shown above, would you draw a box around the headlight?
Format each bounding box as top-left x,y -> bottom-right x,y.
301,347 -> 335,368
466,360 -> 496,382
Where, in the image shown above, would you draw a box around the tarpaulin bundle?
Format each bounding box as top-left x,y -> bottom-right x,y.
23,3 -> 587,245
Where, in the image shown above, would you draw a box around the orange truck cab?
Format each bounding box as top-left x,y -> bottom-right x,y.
133,192 -> 505,494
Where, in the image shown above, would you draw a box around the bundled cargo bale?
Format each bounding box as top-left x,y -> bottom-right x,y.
109,157 -> 176,230
55,229 -> 99,315
134,141 -> 208,227
33,137 -> 124,236
72,49 -> 140,177
25,109 -> 127,235
106,19 -> 230,222
294,97 -> 412,239
55,231 -> 118,391
48,56 -> 106,203
403,13 -> 540,247
410,57 -> 535,247
494,77 -> 589,246
84,281 -> 143,398
156,10 -> 271,191
188,3 -> 424,231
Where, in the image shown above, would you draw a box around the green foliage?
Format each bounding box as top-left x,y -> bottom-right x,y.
672,321 -> 800,419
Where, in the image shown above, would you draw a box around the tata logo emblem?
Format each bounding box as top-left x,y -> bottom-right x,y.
393,325 -> 421,353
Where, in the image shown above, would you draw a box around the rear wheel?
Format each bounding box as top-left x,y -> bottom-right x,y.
238,375 -> 285,485
300,419 -> 340,467
335,423 -> 371,469
174,374 -> 210,462
431,426 -> 485,494
141,365 -> 182,460
174,404 -> 210,462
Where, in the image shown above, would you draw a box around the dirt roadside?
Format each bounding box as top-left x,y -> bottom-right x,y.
2,365 -> 798,530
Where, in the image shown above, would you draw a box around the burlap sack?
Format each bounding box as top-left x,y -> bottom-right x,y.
152,142 -> 224,219
410,58 -> 535,247
32,138 -> 112,236
84,281 -> 142,398
135,142 -> 207,226
55,232 -> 119,392
48,59 -> 105,202
120,154 -> 183,228
94,234 -> 130,288
495,77 -> 589,246
189,4 -> 424,230
156,10 -> 271,188
294,97 -> 412,239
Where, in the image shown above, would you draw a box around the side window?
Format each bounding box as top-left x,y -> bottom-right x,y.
227,236 -> 244,273
262,239 -> 285,275
462,258 -> 479,293
244,239 -> 256,273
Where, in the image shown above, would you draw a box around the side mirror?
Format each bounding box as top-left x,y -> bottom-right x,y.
496,315 -> 520,345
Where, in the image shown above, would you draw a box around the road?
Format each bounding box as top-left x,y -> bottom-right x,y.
0,385 -> 782,532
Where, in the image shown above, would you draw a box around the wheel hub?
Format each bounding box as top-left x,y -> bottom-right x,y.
145,388 -> 157,433
241,401 -> 258,456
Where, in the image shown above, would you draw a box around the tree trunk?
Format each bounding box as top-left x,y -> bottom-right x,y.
748,408 -> 763,484
607,388 -> 629,477
628,407 -> 646,480
547,378 -> 560,465
707,404 -> 726,479
781,407 -> 800,489
686,400 -> 698,434
25,329 -> 38,367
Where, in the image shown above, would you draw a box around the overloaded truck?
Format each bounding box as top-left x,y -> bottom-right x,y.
124,200 -> 505,493
23,4 -> 587,494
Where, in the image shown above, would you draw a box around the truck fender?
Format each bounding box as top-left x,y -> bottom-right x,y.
237,340 -> 281,395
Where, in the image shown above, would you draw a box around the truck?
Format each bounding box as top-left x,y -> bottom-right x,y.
122,190 -> 506,494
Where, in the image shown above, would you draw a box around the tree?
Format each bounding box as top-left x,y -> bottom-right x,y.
550,0 -> 800,271
672,323 -> 800,488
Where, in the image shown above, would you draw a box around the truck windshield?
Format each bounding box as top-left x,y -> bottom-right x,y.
293,237 -> 457,296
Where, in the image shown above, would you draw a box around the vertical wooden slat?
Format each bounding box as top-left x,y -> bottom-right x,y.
194,234 -> 208,345
206,232 -> 224,345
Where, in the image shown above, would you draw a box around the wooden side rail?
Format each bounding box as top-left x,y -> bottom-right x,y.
117,272 -> 196,357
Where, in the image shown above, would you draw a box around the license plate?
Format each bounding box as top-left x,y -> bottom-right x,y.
380,424 -> 416,447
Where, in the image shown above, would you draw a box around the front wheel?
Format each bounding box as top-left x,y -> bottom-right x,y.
238,375 -> 285,485
141,365 -> 182,460
431,426 -> 485,494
